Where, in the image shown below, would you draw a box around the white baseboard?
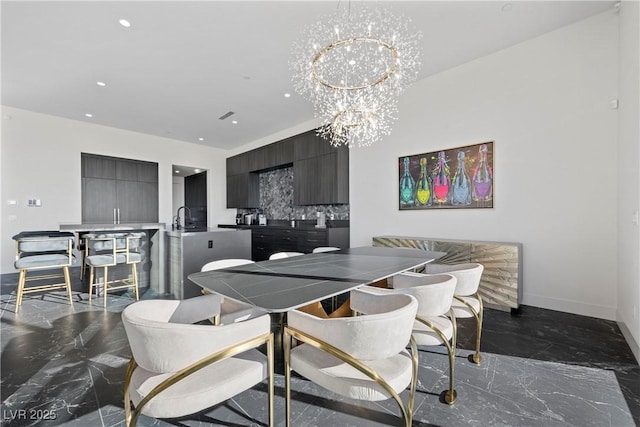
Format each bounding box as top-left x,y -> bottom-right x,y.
523,293 -> 617,321
616,314 -> 640,365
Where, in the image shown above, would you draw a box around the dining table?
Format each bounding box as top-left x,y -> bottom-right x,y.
187,245 -> 446,373
187,246 -> 446,313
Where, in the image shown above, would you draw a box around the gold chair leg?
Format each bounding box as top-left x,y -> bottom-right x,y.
284,329 -> 292,427
267,334 -> 274,427
88,266 -> 95,303
132,263 -> 139,301
472,295 -> 484,365
16,269 -> 26,312
103,266 -> 108,308
63,266 -> 73,306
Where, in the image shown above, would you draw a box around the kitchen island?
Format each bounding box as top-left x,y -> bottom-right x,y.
165,228 -> 251,299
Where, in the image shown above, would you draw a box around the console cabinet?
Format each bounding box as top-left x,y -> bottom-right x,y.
373,235 -> 522,311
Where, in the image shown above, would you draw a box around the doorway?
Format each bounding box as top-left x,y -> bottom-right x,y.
172,165 -> 208,230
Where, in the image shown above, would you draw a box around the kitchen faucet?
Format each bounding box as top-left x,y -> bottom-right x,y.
174,206 -> 192,230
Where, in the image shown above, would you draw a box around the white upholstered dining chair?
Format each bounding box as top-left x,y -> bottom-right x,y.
312,246 -> 340,253
284,289 -> 419,427
424,262 -> 484,364
200,259 -> 266,324
369,272 -> 459,404
121,294 -> 274,427
269,251 -> 304,260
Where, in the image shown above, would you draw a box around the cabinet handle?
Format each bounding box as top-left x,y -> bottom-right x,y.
117,208 -> 121,224
113,208 -> 117,224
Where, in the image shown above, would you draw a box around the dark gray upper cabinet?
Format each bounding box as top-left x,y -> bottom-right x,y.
81,153 -> 159,224
293,131 -> 349,205
226,173 -> 259,208
82,154 -> 116,179
225,129 -> 349,208
293,130 -> 335,161
226,155 -> 248,176
294,150 -> 349,205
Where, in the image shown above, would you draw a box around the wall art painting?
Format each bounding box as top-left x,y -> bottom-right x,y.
399,141 -> 494,210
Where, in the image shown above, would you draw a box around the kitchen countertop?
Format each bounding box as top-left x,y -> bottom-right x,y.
218,219 -> 349,230
60,223 -> 166,231
165,227 -> 251,237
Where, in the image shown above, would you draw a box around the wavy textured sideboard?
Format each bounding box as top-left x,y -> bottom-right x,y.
373,235 -> 522,311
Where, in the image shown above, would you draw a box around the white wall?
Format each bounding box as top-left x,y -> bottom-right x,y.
351,11 -> 620,320
616,0 -> 640,361
0,107 -> 235,274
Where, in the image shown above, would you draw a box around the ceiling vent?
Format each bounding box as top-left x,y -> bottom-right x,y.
218,111 -> 235,120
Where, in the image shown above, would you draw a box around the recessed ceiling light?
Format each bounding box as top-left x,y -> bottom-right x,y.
232,120 -> 238,125
96,81 -> 106,87
175,170 -> 180,174
119,19 -> 131,28
198,137 -> 204,141
85,113 -> 93,118
284,93 -> 291,98
194,169 -> 201,173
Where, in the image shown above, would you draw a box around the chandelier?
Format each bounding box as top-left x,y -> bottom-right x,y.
290,3 -> 421,148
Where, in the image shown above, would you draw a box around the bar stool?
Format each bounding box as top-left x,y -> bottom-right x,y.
12,231 -> 76,312
86,232 -> 144,307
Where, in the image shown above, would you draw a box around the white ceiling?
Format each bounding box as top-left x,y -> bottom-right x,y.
1,1 -> 615,150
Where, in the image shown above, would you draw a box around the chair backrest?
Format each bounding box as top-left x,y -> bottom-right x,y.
392,272 -> 457,317
312,246 -> 340,253
13,231 -> 75,268
289,290 -> 417,361
87,233 -> 128,251
201,259 -> 254,271
269,252 -> 304,260
425,262 -> 484,296
13,231 -> 75,253
122,297 -> 270,373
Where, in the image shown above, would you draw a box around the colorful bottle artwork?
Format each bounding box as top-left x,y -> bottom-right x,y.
473,144 -> 493,203
451,150 -> 471,205
400,157 -> 416,207
415,157 -> 432,206
432,151 -> 450,204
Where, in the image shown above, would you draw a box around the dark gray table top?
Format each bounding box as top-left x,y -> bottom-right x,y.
187,246 -> 445,312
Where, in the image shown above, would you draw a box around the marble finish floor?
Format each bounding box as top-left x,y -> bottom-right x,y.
1,287 -> 639,427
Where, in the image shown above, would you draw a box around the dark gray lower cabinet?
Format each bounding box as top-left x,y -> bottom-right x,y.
251,227 -> 349,261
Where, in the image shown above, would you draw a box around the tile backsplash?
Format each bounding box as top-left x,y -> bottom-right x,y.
238,166 -> 349,220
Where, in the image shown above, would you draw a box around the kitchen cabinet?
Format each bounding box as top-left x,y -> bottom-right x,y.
81,153 -> 158,224
293,130 -> 335,160
248,138 -> 294,171
226,172 -> 259,208
225,129 -> 349,208
251,226 -> 350,261
294,150 -> 349,205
